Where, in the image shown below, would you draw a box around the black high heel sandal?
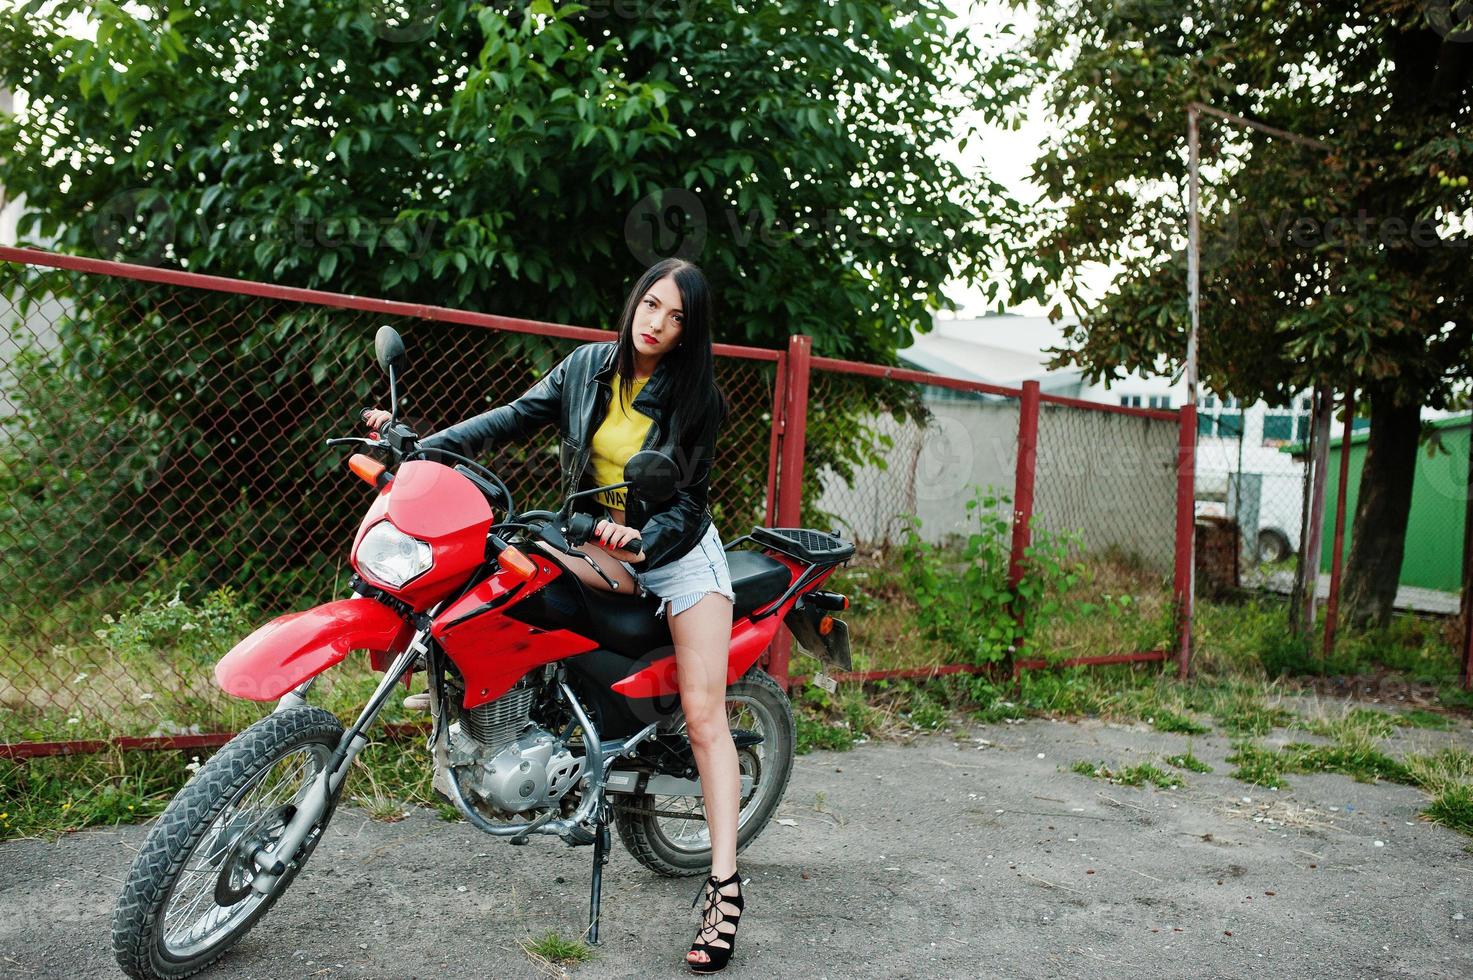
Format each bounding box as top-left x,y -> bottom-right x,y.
686,868 -> 744,974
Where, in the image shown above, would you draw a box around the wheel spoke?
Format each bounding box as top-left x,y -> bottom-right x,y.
652,693 -> 774,852
160,743 -> 329,959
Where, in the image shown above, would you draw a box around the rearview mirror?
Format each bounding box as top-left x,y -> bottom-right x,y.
374,326 -> 406,375
624,450 -> 679,503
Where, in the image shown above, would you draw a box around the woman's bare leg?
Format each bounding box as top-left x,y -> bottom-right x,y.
668,592 -> 738,966
531,545 -> 738,964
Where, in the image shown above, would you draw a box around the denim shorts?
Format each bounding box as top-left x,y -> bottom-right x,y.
618,521 -> 736,620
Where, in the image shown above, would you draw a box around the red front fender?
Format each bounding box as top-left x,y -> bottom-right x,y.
215,597 -> 414,702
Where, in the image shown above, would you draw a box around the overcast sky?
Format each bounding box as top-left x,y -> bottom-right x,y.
939,0 -> 1116,321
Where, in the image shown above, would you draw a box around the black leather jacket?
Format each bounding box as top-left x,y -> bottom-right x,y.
418,341 -> 716,571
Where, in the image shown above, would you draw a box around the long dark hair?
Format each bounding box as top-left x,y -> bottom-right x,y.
611,258 -> 729,447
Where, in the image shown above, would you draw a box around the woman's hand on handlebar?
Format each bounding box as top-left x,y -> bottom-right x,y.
594,519 -> 644,563
361,408 -> 392,431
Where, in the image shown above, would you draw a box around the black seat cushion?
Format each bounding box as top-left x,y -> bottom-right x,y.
725,549 -> 791,617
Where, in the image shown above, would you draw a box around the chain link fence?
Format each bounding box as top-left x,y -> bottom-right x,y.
796,360 -> 1184,676
1,248 -> 1202,751
0,252 -> 778,745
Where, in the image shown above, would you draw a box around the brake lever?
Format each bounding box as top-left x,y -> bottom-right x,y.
325,436 -> 387,449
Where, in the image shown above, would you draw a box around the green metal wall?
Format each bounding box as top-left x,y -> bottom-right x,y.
1318,415 -> 1470,593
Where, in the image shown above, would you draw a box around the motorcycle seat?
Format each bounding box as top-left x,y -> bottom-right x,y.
573,551 -> 792,656
724,549 -> 791,616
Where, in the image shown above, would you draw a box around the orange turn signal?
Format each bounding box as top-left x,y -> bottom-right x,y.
819,614 -> 834,635
348,453 -> 388,487
498,545 -> 538,582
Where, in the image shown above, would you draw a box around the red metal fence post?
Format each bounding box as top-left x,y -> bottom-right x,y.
1007,381 -> 1041,669
1174,403 -> 1198,679
1323,390 -> 1355,659
766,335 -> 812,691
763,352 -> 788,529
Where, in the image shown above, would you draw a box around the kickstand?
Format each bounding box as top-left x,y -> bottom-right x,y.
586,798 -> 612,945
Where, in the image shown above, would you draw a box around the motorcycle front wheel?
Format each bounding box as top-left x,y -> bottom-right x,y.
112,705 -> 345,979
615,667 -> 795,876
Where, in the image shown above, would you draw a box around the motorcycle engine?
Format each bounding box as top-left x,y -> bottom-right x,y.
446,680 -> 584,815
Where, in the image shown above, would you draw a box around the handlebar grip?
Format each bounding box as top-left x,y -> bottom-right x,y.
624,537 -> 642,556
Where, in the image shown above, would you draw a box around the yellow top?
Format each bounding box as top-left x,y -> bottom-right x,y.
589,371 -> 654,510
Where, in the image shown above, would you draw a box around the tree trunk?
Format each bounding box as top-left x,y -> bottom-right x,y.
1341,385 -> 1421,629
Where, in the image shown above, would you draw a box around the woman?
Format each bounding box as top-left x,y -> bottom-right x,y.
364,258 -> 745,973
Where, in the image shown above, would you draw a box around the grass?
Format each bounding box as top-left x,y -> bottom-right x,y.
0,746 -> 192,840
1152,710 -> 1211,735
1070,760 -> 1182,789
0,564 -> 379,744
1226,740 -> 1415,790
1399,709 -> 1455,731
1405,748 -> 1473,836
1165,750 -> 1213,774
519,930 -> 594,976
2,728 -> 436,842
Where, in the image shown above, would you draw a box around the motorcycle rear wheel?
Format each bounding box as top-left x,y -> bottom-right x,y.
112,706 -> 345,979
615,667 -> 795,877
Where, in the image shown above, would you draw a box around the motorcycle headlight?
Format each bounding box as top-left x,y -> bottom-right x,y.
356,520 -> 433,589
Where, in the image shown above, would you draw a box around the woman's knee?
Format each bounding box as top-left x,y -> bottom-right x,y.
684,709 -> 732,749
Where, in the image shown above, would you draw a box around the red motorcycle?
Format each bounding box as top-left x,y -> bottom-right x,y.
111,326 -> 854,979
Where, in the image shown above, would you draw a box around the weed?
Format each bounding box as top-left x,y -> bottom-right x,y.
519,930 -> 593,969
795,716 -> 855,754
1213,697 -> 1294,737
1288,744 -> 1413,785
1226,742 -> 1290,789
1423,785 -> 1473,836
1165,751 -> 1213,774
1404,748 -> 1473,836
1227,740 -> 1414,791
1152,710 -> 1210,735
1070,760 -> 1181,789
893,486 -> 1083,667
1396,709 -> 1453,731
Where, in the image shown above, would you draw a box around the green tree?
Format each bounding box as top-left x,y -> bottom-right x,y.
0,0 -> 1024,598
0,0 -> 1017,362
1003,0 -> 1472,628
